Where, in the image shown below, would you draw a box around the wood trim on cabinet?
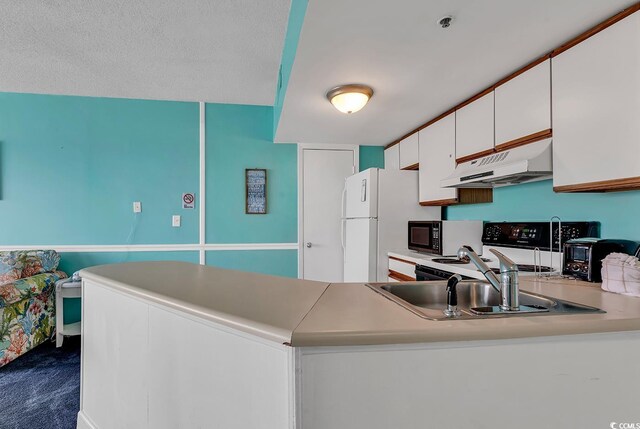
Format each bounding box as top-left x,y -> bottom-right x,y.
494,129 -> 552,152
389,256 -> 416,265
386,111 -> 457,149
419,188 -> 492,206
456,148 -> 496,164
385,141 -> 400,150
388,270 -> 415,282
419,198 -> 458,207
401,163 -> 419,171
554,176 -> 640,193
385,3 -> 640,150
493,54 -> 551,89
552,3 -> 640,57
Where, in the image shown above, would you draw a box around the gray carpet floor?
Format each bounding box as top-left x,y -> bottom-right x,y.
0,337 -> 80,429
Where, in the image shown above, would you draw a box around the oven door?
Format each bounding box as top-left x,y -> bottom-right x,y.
408,221 -> 441,254
415,264 -> 474,281
414,265 -> 453,281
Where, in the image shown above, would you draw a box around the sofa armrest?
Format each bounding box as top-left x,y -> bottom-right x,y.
0,271 -> 67,308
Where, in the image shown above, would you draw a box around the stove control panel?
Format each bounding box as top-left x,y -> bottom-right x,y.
482,222 -> 600,251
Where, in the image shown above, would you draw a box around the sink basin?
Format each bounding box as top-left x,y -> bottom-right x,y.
367,280 -> 604,320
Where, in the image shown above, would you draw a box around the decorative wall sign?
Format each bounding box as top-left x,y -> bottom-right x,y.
246,169 -> 267,214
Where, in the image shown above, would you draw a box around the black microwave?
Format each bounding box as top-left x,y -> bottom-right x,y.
408,221 -> 483,256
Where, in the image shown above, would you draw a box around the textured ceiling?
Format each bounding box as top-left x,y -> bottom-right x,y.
0,0 -> 291,105
275,0 -> 637,145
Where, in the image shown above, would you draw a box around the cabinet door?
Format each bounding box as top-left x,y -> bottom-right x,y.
418,113 -> 458,204
384,145 -> 400,170
495,59 -> 551,147
399,133 -> 419,169
552,13 -> 640,190
456,91 -> 495,161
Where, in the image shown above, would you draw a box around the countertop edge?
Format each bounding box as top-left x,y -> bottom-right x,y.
80,269 -> 292,345
291,318 -> 640,347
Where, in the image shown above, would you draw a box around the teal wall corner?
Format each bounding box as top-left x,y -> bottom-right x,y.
273,0 -> 310,136
445,179 -> 640,239
359,146 -> 385,171
57,251 -> 199,324
0,92 -> 199,245
205,103 -> 298,244
206,249 -> 298,278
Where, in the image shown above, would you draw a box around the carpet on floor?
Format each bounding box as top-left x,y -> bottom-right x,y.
0,337 -> 80,429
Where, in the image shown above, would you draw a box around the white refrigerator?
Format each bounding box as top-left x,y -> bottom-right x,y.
342,168 -> 441,282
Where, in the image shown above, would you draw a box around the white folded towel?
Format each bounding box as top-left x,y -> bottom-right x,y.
601,252 -> 640,297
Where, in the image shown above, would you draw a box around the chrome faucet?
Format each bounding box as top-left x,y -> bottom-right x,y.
457,245 -> 520,311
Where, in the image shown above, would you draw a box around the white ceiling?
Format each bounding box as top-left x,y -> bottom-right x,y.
0,0 -> 291,105
275,0 -> 637,145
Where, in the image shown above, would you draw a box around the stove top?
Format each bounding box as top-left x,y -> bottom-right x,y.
489,264 -> 553,274
431,257 -> 491,265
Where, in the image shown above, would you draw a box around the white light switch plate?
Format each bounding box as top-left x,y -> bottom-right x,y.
133,202 -> 142,213
172,215 -> 181,227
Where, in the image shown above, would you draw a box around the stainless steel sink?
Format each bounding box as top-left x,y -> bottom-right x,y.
366,280 -> 604,320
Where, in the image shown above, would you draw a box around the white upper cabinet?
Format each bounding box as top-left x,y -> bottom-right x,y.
552,12 -> 640,191
418,113 -> 458,204
495,59 -> 551,146
384,144 -> 400,170
399,133 -> 419,169
455,91 -> 495,160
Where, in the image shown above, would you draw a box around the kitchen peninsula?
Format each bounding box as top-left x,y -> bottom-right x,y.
77,261 -> 640,429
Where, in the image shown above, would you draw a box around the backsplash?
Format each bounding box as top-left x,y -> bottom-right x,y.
445,179 -> 640,240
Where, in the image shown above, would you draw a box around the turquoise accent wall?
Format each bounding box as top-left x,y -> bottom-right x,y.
1,92 -> 302,326
273,0 -> 309,135
206,103 -> 297,243
0,92 -> 199,245
359,146 -> 385,171
206,250 -> 297,278
445,180 -> 640,239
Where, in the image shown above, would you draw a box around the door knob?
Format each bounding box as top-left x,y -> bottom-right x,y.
306,242 -> 312,248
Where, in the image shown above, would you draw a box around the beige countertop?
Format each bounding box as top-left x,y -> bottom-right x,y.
80,261 -> 329,344
82,262 -> 640,348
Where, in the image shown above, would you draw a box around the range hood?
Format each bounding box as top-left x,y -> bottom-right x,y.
441,138 -> 553,188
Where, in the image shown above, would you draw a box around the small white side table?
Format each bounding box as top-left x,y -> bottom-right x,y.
55,279 -> 82,347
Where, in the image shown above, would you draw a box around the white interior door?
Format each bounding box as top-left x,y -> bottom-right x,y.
301,147 -> 356,281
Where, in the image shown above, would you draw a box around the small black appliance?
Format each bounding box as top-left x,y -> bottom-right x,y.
563,238 -> 640,282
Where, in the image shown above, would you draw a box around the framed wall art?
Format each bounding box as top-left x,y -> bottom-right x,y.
245,168 -> 267,214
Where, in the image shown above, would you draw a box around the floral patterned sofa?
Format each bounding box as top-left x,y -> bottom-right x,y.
0,250 -> 67,367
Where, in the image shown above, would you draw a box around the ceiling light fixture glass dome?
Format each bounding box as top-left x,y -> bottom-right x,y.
326,84 -> 374,114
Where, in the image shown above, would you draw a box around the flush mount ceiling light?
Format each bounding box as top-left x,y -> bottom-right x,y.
326,84 -> 374,114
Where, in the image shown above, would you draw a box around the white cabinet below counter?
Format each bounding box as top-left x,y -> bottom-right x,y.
388,256 -> 416,281
384,144 -> 400,170
552,11 -> 640,192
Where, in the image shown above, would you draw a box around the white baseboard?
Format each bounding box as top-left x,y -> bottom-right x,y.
0,243 -> 298,252
76,411 -> 97,429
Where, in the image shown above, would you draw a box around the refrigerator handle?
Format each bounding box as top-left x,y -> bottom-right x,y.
360,179 -> 367,202
340,186 -> 347,252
